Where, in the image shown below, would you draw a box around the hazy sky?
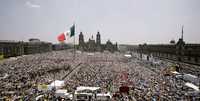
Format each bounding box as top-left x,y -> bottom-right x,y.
0,0 -> 200,44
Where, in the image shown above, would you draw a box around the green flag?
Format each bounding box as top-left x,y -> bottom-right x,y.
70,24 -> 75,37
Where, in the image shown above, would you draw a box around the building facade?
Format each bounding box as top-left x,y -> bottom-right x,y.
134,38 -> 200,66
0,39 -> 52,58
78,31 -> 118,52
0,40 -> 24,58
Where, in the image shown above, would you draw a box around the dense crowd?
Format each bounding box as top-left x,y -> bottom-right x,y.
65,52 -> 200,100
0,50 -> 78,99
0,50 -> 199,100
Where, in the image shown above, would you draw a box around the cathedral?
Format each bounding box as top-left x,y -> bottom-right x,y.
78,31 -> 118,52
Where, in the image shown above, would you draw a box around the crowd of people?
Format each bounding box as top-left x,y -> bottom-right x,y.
65,52 -> 200,100
0,50 -> 200,100
0,50 -> 78,100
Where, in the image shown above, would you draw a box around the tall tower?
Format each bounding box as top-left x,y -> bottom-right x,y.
176,25 -> 185,62
79,32 -> 85,50
181,25 -> 184,40
96,31 -> 101,51
96,31 -> 101,45
79,32 -> 84,45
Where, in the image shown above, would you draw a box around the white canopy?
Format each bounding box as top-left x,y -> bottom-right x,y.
55,89 -> 68,97
49,80 -> 65,89
55,89 -> 72,99
97,92 -> 112,98
65,93 -> 73,99
124,54 -> 132,58
185,82 -> 199,91
55,89 -> 68,94
76,86 -> 100,92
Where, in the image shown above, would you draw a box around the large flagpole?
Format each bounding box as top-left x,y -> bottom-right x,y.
73,23 -> 76,60
72,23 -> 76,101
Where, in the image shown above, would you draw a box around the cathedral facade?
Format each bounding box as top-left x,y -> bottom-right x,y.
78,31 -> 118,52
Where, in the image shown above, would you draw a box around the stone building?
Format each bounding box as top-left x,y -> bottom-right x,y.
96,32 -> 101,51
130,27 -> 200,65
23,39 -> 52,55
78,31 -> 118,52
0,40 -> 24,58
134,37 -> 200,66
0,39 -> 52,58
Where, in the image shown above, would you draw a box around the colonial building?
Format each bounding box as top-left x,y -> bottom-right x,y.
23,39 -> 52,54
78,31 -> 118,52
0,39 -> 52,58
0,40 -> 24,58
133,35 -> 200,66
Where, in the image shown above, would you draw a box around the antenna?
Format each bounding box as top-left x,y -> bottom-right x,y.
181,25 -> 184,40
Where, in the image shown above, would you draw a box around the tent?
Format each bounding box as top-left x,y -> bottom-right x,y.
97,92 -> 112,98
185,82 -> 199,91
124,54 -> 132,58
49,80 -> 65,89
76,86 -> 100,91
55,89 -> 68,97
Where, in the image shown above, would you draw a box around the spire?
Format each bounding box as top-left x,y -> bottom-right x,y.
181,25 -> 184,40
97,31 -> 100,35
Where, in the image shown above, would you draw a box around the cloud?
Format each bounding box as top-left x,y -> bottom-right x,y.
26,1 -> 40,8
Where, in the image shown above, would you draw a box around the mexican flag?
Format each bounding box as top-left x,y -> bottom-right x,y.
57,24 -> 75,42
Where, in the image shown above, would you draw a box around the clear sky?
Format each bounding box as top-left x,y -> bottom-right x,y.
0,0 -> 200,44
